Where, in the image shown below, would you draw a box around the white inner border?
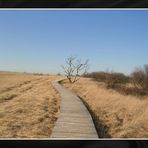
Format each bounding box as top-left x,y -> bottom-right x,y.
0,8 -> 148,140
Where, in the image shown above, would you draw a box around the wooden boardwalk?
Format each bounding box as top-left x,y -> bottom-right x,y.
51,80 -> 98,139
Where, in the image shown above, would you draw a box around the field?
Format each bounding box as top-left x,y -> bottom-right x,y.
0,71 -> 60,138
1,71 -> 148,138
62,78 -> 148,138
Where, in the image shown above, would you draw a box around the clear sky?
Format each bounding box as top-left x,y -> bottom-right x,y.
0,10 -> 148,75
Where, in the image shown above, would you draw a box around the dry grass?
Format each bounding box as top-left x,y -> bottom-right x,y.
62,77 -> 148,138
0,71 -> 61,138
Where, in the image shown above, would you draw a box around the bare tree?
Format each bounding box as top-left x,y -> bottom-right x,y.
62,56 -> 89,83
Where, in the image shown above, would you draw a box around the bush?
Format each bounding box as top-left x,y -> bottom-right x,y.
84,71 -> 129,89
57,73 -> 61,76
104,72 -> 129,89
33,73 -> 44,76
84,65 -> 148,96
83,71 -> 106,82
131,64 -> 148,95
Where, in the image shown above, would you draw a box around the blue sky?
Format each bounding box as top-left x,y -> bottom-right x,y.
0,10 -> 148,75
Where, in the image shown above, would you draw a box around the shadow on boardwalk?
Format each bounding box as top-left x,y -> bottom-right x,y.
78,96 -> 111,138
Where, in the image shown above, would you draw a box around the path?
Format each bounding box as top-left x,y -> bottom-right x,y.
51,80 -> 99,139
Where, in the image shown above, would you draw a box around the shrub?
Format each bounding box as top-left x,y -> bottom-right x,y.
84,71 -> 129,89
104,72 -> 129,89
83,71 -> 107,82
57,73 -> 61,76
131,64 -> 148,95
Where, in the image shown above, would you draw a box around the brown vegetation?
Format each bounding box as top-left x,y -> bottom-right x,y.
131,64 -> 148,95
62,78 -> 148,138
84,65 -> 148,97
84,71 -> 129,88
0,71 -> 60,138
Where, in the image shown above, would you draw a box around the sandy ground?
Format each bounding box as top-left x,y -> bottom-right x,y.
62,77 -> 148,138
0,71 -> 61,138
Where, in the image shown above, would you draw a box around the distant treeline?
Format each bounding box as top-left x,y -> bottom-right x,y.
83,64 -> 148,96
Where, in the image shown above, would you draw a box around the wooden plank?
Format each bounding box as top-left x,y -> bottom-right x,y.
51,80 -> 99,138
